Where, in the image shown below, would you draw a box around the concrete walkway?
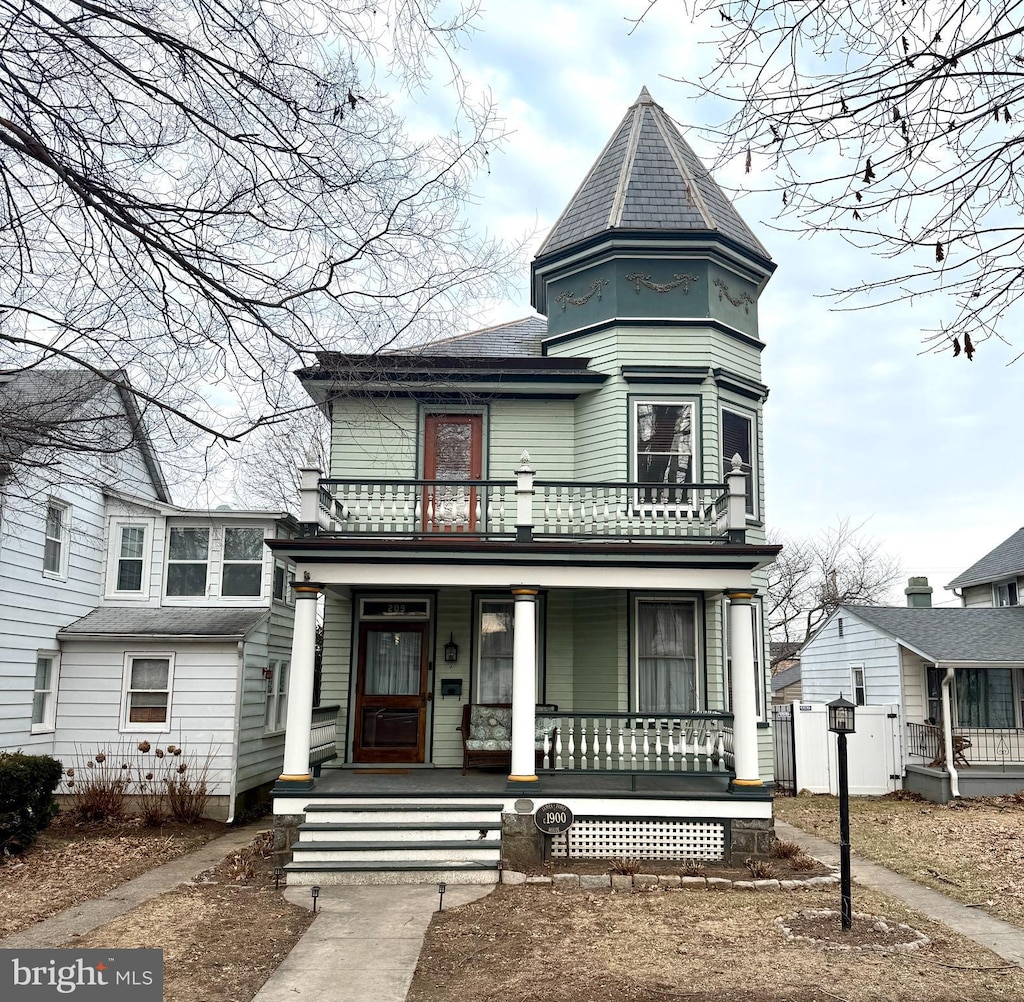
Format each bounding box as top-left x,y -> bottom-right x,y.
250,883 -> 492,1002
0,821 -> 267,950
775,819 -> 1024,967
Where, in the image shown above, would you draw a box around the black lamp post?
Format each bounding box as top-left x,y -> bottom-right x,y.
828,694 -> 856,931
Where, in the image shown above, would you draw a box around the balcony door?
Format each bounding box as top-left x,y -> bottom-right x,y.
423,413 -> 482,532
352,622 -> 430,763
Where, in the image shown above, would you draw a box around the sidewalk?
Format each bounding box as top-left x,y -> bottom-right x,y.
0,821 -> 266,950
775,819 -> 1024,967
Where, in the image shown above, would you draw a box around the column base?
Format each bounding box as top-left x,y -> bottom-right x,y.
728,778 -> 769,797
506,775 -> 541,793
274,774 -> 315,792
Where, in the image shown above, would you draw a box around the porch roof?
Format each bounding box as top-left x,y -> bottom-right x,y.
58,606 -> 268,640
843,605 -> 1024,663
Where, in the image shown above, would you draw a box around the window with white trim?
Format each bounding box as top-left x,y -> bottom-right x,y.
121,655 -> 173,730
264,660 -> 289,732
273,562 -> 290,602
633,401 -> 694,505
166,527 -> 209,597
994,581 -> 1019,607
851,664 -> 867,705
636,598 -> 699,712
114,524 -> 147,593
222,526 -> 264,597
43,501 -> 70,577
32,652 -> 58,731
721,408 -> 755,516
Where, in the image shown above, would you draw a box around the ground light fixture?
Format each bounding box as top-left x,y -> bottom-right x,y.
311,885 -> 321,914
827,693 -> 856,931
274,866 -> 283,890
437,881 -> 446,911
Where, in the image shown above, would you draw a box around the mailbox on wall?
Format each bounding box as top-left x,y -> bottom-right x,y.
440,678 -> 463,698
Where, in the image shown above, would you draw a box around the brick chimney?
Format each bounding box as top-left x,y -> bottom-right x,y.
905,576 -> 932,608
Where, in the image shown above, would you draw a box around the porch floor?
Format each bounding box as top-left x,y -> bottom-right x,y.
303,764 -> 741,800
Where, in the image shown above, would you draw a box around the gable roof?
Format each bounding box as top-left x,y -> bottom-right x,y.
946,528 -> 1024,590
771,661 -> 802,692
535,87 -> 771,264
0,369 -> 171,502
58,607 -> 268,639
840,605 -> 1024,663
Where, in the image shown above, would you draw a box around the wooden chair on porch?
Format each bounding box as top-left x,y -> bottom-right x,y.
929,734 -> 971,769
457,703 -> 558,774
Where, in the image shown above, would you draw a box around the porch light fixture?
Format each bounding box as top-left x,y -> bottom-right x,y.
437,881 -> 447,911
310,885 -> 321,914
444,633 -> 459,663
827,693 -> 856,931
827,694 -> 856,734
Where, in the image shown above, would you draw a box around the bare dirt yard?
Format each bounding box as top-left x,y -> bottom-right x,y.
4,793 -> 1023,1002
774,792 -> 1024,927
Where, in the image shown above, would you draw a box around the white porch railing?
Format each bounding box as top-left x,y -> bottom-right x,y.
537,712 -> 734,773
309,704 -> 340,773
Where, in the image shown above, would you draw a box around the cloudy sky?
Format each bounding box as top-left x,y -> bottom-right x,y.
383,0 -> 1023,606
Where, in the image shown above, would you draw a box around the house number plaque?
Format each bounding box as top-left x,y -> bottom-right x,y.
535,802 -> 573,835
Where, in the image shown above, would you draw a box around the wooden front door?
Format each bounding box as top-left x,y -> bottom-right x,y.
352,622 -> 430,763
423,413 -> 482,531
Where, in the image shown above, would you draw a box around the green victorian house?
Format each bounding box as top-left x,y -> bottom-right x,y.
269,88 -> 781,883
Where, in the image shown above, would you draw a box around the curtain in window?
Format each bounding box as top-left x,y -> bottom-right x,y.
479,601 -> 514,702
956,668 -> 1014,728
365,631 -> 421,695
128,658 -> 169,722
638,602 -> 697,712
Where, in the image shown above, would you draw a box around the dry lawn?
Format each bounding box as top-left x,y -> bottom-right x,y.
409,883 -> 1024,1002
774,793 -> 1024,927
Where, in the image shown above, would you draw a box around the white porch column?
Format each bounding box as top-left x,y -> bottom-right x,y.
727,589 -> 763,789
509,587 -> 539,788
278,582 -> 323,788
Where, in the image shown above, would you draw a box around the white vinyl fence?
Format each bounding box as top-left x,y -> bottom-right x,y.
788,703 -> 904,796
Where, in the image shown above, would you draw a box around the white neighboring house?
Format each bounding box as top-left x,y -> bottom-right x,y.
0,371 -> 302,820
799,571 -> 1024,803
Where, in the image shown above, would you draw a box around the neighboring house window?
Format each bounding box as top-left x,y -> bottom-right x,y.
43,501 -> 70,577
636,598 -> 698,712
273,562 -> 290,602
926,666 -> 942,724
474,597 -> 543,703
264,660 -> 289,732
994,581 -> 1019,607
955,667 -> 1015,728
32,653 -> 58,731
122,655 -> 173,730
721,408 -> 755,515
222,526 -> 264,597
166,527 -> 209,597
115,525 -> 147,592
837,617 -> 844,638
851,665 -> 867,705
634,401 -> 694,504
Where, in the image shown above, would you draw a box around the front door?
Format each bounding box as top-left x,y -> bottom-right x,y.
352,622 -> 430,763
424,413 -> 482,531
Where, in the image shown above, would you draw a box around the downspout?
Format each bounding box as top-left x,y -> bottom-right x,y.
939,664 -> 960,799
225,638 -> 246,824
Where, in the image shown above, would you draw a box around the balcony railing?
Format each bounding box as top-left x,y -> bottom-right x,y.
907,721 -> 1024,767
537,711 -> 734,773
299,452 -> 749,543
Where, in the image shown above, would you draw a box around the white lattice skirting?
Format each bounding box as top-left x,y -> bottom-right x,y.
549,818 -> 726,860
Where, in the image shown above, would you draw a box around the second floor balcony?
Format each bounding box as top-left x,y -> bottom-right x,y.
299,452 -> 751,545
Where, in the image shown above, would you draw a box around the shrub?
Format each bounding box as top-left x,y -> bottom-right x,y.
769,838 -> 803,859
63,749 -> 131,821
790,854 -> 819,872
680,859 -> 707,877
744,857 -> 776,879
162,752 -> 214,823
608,856 -> 642,875
0,752 -> 63,854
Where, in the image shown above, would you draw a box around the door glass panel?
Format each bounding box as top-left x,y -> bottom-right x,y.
432,421 -> 473,479
364,630 -> 422,695
360,709 -> 419,749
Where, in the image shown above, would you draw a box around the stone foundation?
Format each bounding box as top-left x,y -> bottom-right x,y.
273,813 -> 305,866
500,810 -> 544,869
728,817 -> 775,863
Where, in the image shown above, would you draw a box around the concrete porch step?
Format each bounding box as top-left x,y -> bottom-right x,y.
297,821 -> 501,841
302,803 -> 504,825
291,840 -> 501,863
283,859 -> 500,886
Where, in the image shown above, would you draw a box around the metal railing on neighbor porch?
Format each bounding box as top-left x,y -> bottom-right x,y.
309,704 -> 340,775
907,721 -> 1024,768
536,711 -> 734,773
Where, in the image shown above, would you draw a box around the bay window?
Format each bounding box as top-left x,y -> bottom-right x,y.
634,401 -> 694,505
722,408 -> 755,515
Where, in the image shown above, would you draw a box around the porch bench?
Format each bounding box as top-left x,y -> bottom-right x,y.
458,703 -> 558,775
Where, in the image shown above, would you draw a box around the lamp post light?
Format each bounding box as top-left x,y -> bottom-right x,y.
827,694 -> 856,931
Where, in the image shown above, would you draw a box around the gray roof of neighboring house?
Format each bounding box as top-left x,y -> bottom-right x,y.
59,607 -> 267,639
842,605 -> 1024,663
946,528 -> 1024,589
0,369 -> 171,502
409,316 -> 548,359
771,662 -> 802,692
535,87 -> 771,263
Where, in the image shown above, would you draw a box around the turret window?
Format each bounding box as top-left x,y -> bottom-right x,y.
633,401 -> 694,505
